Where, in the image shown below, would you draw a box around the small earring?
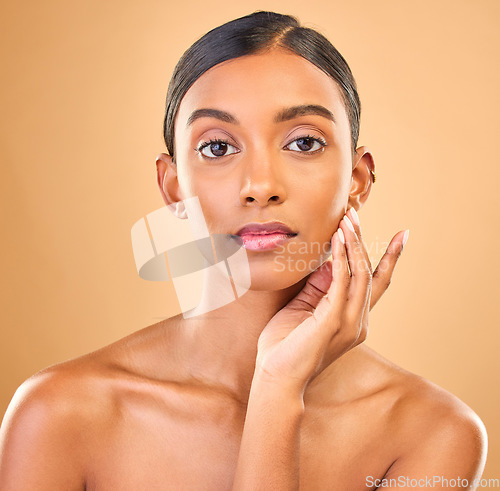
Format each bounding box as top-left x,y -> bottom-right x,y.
370,169 -> 376,183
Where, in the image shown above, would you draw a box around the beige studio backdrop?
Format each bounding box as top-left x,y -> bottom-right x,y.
1,0 -> 499,479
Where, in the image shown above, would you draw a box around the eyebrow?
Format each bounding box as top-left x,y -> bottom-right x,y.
274,105 -> 336,124
186,104 -> 336,127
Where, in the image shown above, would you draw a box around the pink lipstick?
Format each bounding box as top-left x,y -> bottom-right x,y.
235,222 -> 297,251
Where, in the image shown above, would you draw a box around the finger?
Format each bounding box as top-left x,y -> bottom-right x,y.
321,254 -> 372,371
288,229 -> 350,353
326,228 -> 350,301
286,260 -> 333,313
346,207 -> 373,273
346,207 -> 363,240
370,229 -> 409,309
313,229 -> 350,327
339,214 -> 372,317
353,286 -> 371,347
285,230 -> 349,354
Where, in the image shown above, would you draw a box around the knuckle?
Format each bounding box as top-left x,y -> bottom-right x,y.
352,237 -> 362,251
353,259 -> 372,278
391,245 -> 403,259
357,266 -> 372,285
374,261 -> 389,275
342,275 -> 351,291
336,267 -> 351,285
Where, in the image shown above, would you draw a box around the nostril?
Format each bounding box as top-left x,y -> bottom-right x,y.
244,195 -> 281,204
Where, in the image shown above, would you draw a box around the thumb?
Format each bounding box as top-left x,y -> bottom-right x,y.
286,260 -> 332,313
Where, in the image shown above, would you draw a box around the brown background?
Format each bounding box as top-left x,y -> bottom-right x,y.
1,0 -> 499,479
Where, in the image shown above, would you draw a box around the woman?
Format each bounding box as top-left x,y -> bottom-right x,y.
0,11 -> 487,489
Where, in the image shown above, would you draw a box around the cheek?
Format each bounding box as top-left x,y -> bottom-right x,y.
187,184 -> 234,233
301,172 -> 351,233
174,163 -> 225,234
322,190 -> 348,227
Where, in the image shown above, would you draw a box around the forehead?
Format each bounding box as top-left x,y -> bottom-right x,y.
175,48 -> 349,130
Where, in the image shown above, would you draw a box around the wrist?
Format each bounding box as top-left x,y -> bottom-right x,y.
251,367 -> 306,403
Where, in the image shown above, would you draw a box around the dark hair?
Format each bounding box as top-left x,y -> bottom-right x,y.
163,11 -> 361,160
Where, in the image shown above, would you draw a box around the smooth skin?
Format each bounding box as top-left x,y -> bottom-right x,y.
0,49 -> 487,490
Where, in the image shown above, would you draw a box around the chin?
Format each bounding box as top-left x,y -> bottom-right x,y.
234,254 -> 320,292
246,275 -> 305,292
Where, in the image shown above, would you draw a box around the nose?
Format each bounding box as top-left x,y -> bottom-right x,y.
239,153 -> 287,207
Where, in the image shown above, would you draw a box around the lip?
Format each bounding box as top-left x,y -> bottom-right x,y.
234,221 -> 297,251
236,221 -> 296,236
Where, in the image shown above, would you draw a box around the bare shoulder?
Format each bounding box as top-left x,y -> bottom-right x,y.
358,346 -> 488,481
0,343 -> 129,438
0,322 -> 169,489
307,345 -> 488,485
0,352 -> 111,488
1,316 -> 183,442
2,351 -> 117,428
1,318 -> 177,428
373,348 -> 487,441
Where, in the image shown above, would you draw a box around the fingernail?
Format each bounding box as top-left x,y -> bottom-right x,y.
343,215 -> 355,232
402,229 -> 410,247
337,228 -> 345,244
349,207 -> 360,226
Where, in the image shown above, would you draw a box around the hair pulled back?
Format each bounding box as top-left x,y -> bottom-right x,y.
163,11 -> 361,159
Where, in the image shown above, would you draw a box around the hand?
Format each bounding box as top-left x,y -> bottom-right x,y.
256,207 -> 408,391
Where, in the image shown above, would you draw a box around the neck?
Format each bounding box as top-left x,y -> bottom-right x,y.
172,266 -> 309,404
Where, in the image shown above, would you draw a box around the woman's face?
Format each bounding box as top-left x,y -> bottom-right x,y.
168,48 -> 360,291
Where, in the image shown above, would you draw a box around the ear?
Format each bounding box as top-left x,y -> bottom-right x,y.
347,146 -> 375,211
155,153 -> 187,219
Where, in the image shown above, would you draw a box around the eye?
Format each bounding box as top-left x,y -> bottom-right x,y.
285,136 -> 327,153
197,139 -> 239,159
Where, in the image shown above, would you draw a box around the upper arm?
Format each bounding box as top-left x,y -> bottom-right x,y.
0,372 -> 87,490
380,404 -> 487,490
